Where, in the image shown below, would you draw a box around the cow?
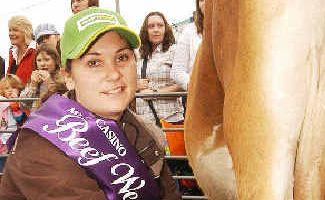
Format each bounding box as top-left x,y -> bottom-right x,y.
184,0 -> 325,199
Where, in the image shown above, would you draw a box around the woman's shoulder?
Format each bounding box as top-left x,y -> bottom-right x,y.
2,129 -> 106,199
7,128 -> 83,176
11,129 -> 68,166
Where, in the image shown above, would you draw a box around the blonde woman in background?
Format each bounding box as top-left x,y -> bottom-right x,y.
7,16 -> 36,85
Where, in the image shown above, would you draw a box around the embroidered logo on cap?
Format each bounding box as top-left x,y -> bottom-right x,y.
77,13 -> 118,31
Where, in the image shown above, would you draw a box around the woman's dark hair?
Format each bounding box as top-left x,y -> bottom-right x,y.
139,12 -> 175,59
34,44 -> 61,74
195,0 -> 204,34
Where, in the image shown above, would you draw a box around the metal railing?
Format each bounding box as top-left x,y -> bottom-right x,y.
0,93 -> 208,199
0,97 -> 38,102
135,91 -> 187,98
164,155 -> 188,160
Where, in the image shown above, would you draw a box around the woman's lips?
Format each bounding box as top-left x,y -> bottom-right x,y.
102,86 -> 125,95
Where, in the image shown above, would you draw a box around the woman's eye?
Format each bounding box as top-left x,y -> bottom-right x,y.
117,53 -> 130,62
87,59 -> 102,68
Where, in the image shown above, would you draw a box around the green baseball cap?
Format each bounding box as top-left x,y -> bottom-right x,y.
60,7 -> 140,66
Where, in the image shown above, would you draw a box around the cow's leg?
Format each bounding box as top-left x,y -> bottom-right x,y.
294,15 -> 325,198
184,47 -> 237,200
212,0 -> 323,199
184,9 -> 236,198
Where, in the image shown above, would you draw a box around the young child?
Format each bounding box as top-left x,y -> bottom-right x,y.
0,74 -> 25,172
20,44 -> 66,111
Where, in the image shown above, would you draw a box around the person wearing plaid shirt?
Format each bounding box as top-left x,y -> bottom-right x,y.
136,12 -> 184,124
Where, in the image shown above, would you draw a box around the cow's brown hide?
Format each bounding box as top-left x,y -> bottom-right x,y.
185,0 -> 325,199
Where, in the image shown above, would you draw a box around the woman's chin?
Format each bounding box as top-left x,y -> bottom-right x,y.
93,106 -> 127,120
98,111 -> 123,120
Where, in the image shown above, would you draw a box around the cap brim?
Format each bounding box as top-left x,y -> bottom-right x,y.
36,30 -> 60,41
67,25 -> 140,61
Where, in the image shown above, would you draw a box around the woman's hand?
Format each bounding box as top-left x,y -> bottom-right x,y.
137,78 -> 149,91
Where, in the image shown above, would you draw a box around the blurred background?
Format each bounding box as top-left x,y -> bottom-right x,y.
0,0 -> 195,58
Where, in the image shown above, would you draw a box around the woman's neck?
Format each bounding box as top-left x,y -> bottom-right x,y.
16,43 -> 28,51
16,43 -> 28,63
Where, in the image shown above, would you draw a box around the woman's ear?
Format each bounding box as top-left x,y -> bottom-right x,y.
60,68 -> 75,91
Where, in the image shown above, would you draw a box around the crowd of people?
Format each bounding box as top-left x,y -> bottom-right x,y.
0,0 -> 206,199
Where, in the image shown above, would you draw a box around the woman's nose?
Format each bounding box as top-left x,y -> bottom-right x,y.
104,63 -> 122,81
153,26 -> 159,32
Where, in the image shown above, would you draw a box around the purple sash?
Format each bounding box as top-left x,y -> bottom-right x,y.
23,94 -> 160,200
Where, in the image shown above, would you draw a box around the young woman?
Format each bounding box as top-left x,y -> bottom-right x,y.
171,0 -> 205,91
7,16 -> 36,85
20,44 -> 66,111
71,0 -> 99,14
136,12 -> 184,127
0,7 -> 180,200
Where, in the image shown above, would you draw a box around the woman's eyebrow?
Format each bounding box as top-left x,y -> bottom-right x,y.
79,51 -> 101,59
81,45 -> 132,58
116,47 -> 132,53
83,52 -> 101,56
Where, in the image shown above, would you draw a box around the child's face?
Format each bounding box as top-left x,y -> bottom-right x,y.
36,52 -> 56,73
3,86 -> 19,98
